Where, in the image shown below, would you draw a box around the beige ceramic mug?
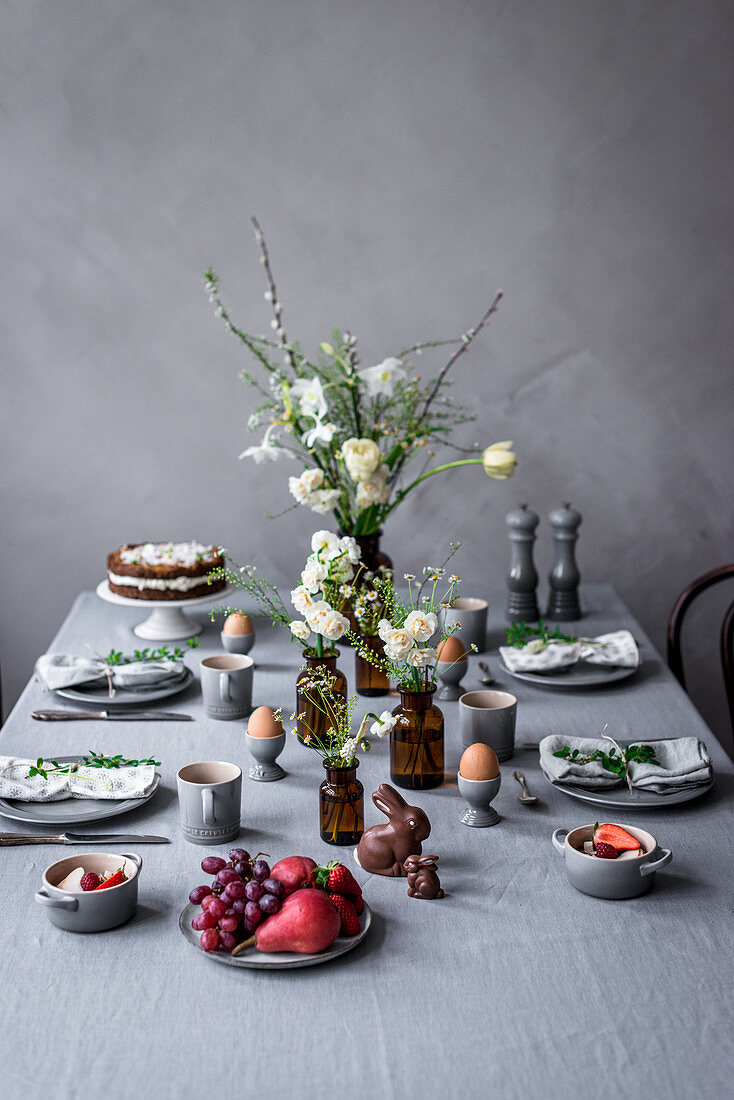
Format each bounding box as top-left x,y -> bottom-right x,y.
459,689 -> 517,761
177,761 -> 242,845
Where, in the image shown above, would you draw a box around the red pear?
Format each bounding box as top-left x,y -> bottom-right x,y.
270,856 -> 317,897
255,888 -> 340,954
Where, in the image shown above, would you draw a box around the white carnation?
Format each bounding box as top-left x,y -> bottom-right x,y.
404,610 -> 438,643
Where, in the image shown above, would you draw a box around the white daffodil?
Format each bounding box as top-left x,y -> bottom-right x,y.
308,488 -> 340,514
359,357 -> 406,398
289,620 -> 311,642
305,600 -> 332,634
319,610 -> 350,641
377,619 -> 393,642
239,425 -> 284,464
383,628 -> 414,661
482,441 -> 517,480
311,530 -> 342,560
290,376 -> 328,420
370,711 -> 397,738
301,558 -> 329,593
404,610 -> 438,643
341,437 -> 383,482
356,464 -> 390,509
291,585 -> 315,614
302,416 -> 336,449
338,535 -> 361,564
288,468 -> 324,504
406,646 -> 436,668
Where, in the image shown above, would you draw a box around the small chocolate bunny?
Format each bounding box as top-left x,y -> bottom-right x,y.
404,854 -> 444,900
355,783 -> 431,877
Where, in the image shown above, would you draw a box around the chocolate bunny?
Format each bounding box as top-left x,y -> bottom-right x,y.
355,783 -> 431,877
404,854 -> 444,900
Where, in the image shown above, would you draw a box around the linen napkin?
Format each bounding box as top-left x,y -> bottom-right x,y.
539,734 -> 712,793
499,630 -> 640,674
36,653 -> 186,695
0,756 -> 158,802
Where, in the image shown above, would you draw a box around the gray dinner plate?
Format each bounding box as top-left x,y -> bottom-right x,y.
179,900 -> 372,969
549,775 -> 714,808
0,761 -> 161,825
498,656 -> 638,689
55,667 -> 193,707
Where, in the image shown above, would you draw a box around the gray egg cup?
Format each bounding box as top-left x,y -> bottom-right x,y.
246,731 -> 287,781
436,658 -> 467,701
221,631 -> 255,655
458,773 -> 501,827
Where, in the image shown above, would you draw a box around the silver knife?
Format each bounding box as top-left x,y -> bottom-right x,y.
32,710 -> 191,721
0,832 -> 170,845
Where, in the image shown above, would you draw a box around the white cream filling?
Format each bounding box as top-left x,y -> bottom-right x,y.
108,571 -> 214,592
119,542 -> 219,568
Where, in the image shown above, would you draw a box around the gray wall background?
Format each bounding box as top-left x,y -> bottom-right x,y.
2,1 -> 733,749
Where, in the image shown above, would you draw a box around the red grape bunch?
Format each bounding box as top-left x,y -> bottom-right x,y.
188,848 -> 285,953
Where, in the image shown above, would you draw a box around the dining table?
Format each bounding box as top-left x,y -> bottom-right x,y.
1,582 -> 732,1100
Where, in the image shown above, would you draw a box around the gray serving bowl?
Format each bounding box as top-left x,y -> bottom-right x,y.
35,852 -> 142,932
551,824 -> 671,899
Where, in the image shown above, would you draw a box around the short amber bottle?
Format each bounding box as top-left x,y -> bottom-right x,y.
295,651 -> 347,745
319,760 -> 364,846
390,684 -> 444,790
354,634 -> 390,697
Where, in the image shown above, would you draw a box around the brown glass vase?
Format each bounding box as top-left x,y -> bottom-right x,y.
319,760 -> 364,846
390,684 -> 444,790
296,651 -> 347,745
354,530 -> 393,573
354,634 -> 390,697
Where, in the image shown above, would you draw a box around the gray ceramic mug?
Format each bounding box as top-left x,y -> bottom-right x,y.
177,761 -> 242,845
200,654 -> 254,720
442,597 -> 488,653
459,689 -> 517,761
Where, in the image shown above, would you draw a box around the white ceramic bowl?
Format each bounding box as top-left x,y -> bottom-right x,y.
552,824 -> 672,899
35,852 -> 142,932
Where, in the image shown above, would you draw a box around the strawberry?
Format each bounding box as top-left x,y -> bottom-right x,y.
353,894 -> 364,915
329,893 -> 361,936
94,867 -> 127,890
80,871 -> 102,891
314,860 -> 362,897
595,823 -> 641,852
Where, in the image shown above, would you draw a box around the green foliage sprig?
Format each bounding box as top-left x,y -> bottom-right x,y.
103,638 -> 198,665
553,727 -> 661,793
27,751 -> 162,781
505,620 -> 579,649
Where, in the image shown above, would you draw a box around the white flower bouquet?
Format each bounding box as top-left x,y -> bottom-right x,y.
204,219 -> 517,538
291,663 -> 396,765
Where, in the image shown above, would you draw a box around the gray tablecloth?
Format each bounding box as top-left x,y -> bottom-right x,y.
1,586 -> 732,1100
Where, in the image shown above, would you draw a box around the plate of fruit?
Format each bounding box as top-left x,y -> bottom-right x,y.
179,849 -> 372,969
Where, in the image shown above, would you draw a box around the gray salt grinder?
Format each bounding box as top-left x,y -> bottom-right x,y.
506,504 -> 539,622
547,502 -> 582,621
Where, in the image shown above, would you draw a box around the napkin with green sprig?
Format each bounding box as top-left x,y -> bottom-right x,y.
36,642 -> 196,696
539,733 -> 712,793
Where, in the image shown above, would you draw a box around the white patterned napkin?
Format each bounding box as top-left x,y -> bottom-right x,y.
36,653 -> 185,695
500,630 -> 640,674
0,757 -> 158,802
539,735 -> 712,793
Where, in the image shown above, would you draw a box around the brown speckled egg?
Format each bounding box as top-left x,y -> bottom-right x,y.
223,612 -> 254,636
247,706 -> 284,738
436,635 -> 467,662
459,742 -> 499,781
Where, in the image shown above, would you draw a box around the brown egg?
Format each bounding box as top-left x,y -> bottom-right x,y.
459,742 -> 499,781
436,635 -> 467,662
223,612 -> 254,636
247,706 -> 284,738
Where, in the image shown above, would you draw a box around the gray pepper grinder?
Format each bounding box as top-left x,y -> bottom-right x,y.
547,502 -> 582,620
506,504 -> 540,622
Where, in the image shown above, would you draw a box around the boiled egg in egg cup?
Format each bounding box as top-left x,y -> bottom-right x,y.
221,612 -> 255,656
457,743 -> 501,827
245,706 -> 286,781
435,635 -> 468,701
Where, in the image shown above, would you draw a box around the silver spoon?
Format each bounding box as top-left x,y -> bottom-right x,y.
478,660 -> 496,686
513,770 -> 539,804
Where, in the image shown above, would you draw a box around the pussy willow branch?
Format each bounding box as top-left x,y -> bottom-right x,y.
251,217 -> 299,376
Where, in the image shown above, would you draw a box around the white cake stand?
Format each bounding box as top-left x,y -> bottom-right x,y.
96,580 -> 237,640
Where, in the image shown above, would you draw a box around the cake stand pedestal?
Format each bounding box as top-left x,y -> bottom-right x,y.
96,581 -> 236,640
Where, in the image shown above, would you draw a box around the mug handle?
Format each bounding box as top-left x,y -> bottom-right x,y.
35,889 -> 78,911
639,848 -> 672,877
219,672 -> 231,703
551,828 -> 568,857
202,788 -> 215,826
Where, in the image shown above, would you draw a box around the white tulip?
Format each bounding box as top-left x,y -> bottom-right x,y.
482,441 -> 517,480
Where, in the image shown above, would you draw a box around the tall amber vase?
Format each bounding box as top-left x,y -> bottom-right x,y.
319,761 -> 364,846
296,651 -> 347,745
390,684 -> 444,790
354,634 -> 390,697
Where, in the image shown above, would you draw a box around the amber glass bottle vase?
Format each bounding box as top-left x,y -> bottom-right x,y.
296,651 -> 347,745
319,760 -> 364,846
390,684 -> 444,790
354,634 -> 390,697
